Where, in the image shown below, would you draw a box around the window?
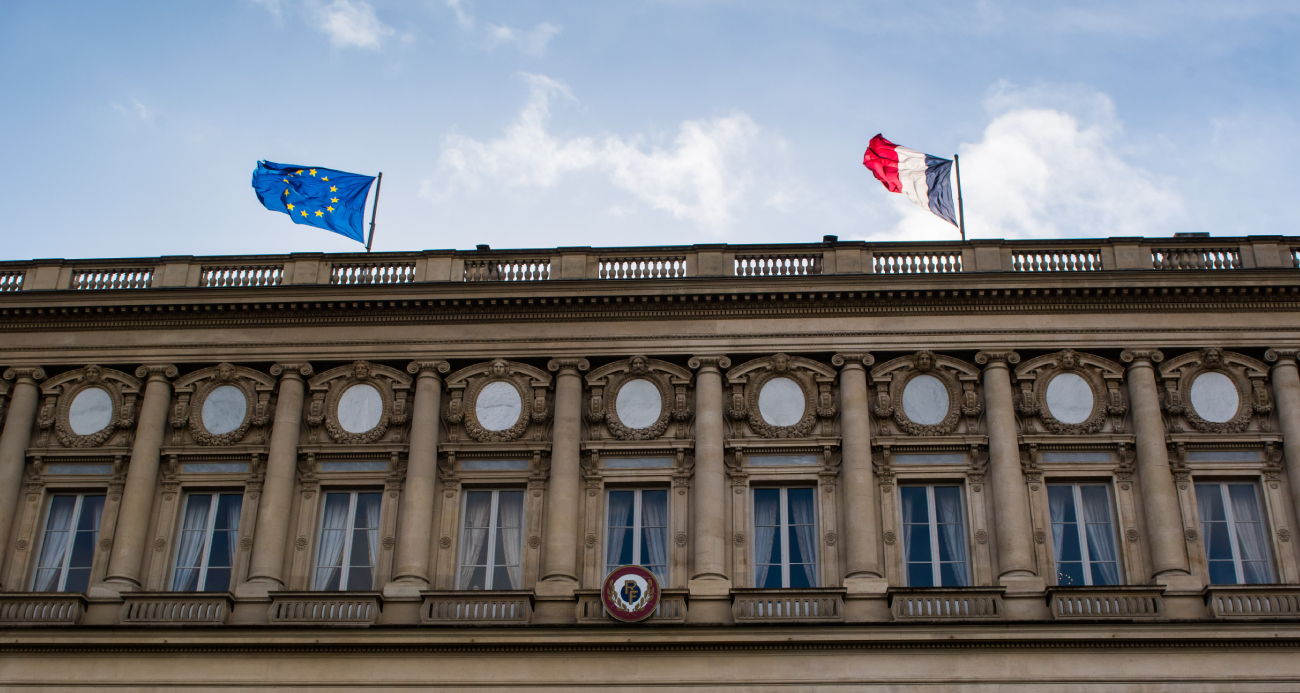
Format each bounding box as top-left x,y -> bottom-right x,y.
605,489 -> 668,583
900,485 -> 969,587
312,491 -> 382,591
458,490 -> 524,590
1047,483 -> 1121,586
1196,482 -> 1273,585
171,493 -> 243,592
753,487 -> 817,588
33,494 -> 105,593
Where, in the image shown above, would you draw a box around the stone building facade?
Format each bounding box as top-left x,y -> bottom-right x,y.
2,236 -> 1300,690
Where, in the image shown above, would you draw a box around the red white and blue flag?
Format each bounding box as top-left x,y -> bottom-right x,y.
862,134 -> 958,227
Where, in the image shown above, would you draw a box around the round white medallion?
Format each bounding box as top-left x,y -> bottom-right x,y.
202,385 -> 247,435
1045,373 -> 1094,425
337,383 -> 383,433
758,377 -> 805,427
615,378 -> 662,429
1190,371 -> 1239,423
68,387 -> 113,435
902,374 -> 949,426
477,381 -> 522,431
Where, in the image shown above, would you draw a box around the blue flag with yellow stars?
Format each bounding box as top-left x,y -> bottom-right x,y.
251,161 -> 376,243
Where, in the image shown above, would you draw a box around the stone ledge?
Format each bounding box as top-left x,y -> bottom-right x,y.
731,588 -> 846,624
421,591 -> 533,626
268,592 -> 380,627
1047,586 -> 1166,620
1205,585 -> 1300,621
889,587 -> 1005,621
0,593 -> 86,627
120,592 -> 233,626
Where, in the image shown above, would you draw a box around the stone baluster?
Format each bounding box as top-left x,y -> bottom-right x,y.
385,360 -> 449,597
832,353 -> 886,592
1121,349 -> 1198,590
1267,348 -> 1300,552
539,358 -> 589,595
0,367 -> 44,588
238,362 -> 312,597
688,356 -> 731,595
96,364 -> 177,595
975,351 -> 1044,593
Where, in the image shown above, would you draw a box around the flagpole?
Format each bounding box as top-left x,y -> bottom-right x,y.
954,154 -> 966,242
365,172 -> 383,252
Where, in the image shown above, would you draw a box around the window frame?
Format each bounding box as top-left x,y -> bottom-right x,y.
1046,481 -> 1122,586
170,492 -> 243,592
899,483 -> 971,588
1197,480 -> 1274,585
31,492 -> 105,593
603,487 -> 669,581
312,489 -> 383,591
456,488 -> 525,591
751,486 -> 818,589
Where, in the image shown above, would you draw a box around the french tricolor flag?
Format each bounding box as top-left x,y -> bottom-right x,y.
863,134 -> 959,228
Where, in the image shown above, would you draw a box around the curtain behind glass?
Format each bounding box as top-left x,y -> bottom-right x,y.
1047,486 -> 1070,571
1197,484 -> 1237,584
788,489 -> 817,588
934,487 -> 969,587
900,486 -> 931,587
171,495 -> 212,591
33,496 -> 76,592
64,496 -> 104,594
605,491 -> 635,575
1080,486 -> 1120,585
753,490 -> 780,588
344,492 -> 381,590
204,494 -> 242,592
458,492 -> 493,589
640,491 -> 669,583
497,491 -> 524,589
1228,484 -> 1272,584
312,493 -> 351,590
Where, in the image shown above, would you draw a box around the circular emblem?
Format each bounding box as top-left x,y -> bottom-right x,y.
601,565 -> 660,623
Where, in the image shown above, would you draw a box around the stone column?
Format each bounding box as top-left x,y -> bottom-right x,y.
975,351 -> 1044,592
385,360 -> 449,597
1121,349 -> 1197,589
688,356 -> 731,589
239,362 -> 311,597
0,367 -> 44,588
1267,349 -> 1300,556
539,358 -> 589,593
833,353 -> 886,591
98,365 -> 177,594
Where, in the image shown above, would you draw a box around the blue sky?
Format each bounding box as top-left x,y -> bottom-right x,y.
1,1 -> 1297,259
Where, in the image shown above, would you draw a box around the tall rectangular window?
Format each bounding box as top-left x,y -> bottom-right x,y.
33,494 -> 105,593
1196,482 -> 1273,585
900,485 -> 969,587
458,490 -> 524,590
753,487 -> 817,588
605,489 -> 668,583
171,493 -> 243,592
312,491 -> 382,591
1047,483 -> 1121,586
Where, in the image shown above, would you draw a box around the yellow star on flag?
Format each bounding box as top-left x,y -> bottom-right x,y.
321,176 -> 329,181
315,210 -> 324,217
331,197 -> 339,203
300,210 -> 307,217
309,169 -> 317,176
283,189 -> 290,196
295,170 -> 303,174
330,186 -> 337,192
287,203 -> 295,210
327,206 -> 335,212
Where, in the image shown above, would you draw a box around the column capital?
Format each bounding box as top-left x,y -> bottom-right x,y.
134,364 -> 178,381
546,357 -> 590,373
407,360 -> 451,377
975,350 -> 1020,367
1266,348 -> 1300,365
269,362 -> 313,379
688,355 -> 731,371
2,367 -> 45,383
832,352 -> 875,370
1120,349 -> 1165,366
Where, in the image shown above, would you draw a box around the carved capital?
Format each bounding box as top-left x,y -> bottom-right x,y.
546,358 -> 590,373
831,352 -> 874,370
1266,348 -> 1300,365
688,355 -> 731,371
1120,349 -> 1164,365
3,367 -> 46,383
270,363 -> 314,379
407,360 -> 451,376
134,364 -> 179,380
974,351 -> 1020,367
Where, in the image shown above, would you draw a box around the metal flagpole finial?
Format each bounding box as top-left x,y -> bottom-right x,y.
365,172 -> 384,253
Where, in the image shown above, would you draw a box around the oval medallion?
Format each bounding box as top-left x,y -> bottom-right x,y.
1045,373 -> 1093,425
1191,371 -> 1239,423
601,564 -> 660,623
202,385 -> 248,435
337,383 -> 383,433
902,374 -> 949,426
69,387 -> 113,435
615,378 -> 662,429
758,377 -> 805,426
477,381 -> 523,431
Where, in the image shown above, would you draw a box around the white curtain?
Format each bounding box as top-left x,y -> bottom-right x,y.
1048,487 -> 1069,567
789,490 -> 817,587
1229,485 -> 1272,584
34,497 -> 75,592
312,494 -> 350,590
605,492 -> 634,573
221,495 -> 242,568
753,491 -> 779,587
458,492 -> 492,589
936,488 -> 968,587
1080,487 -> 1120,585
364,494 -> 381,571
170,496 -> 212,591
900,488 -> 917,567
498,492 -> 523,589
641,492 -> 668,583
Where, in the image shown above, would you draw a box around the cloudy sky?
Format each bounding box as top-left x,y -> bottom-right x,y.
1,1 -> 1297,259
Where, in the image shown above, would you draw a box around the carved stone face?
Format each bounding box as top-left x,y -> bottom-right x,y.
915,351 -> 934,372
84,364 -> 103,382
217,363 -> 236,381
629,356 -> 648,373
1058,350 -> 1078,369
352,360 -> 370,379
490,360 -> 508,378
772,353 -> 791,372
1201,347 -> 1224,367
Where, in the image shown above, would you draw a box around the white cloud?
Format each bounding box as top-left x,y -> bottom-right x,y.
445,0 -> 474,29
311,0 -> 395,50
110,99 -> 160,125
424,75 -> 769,230
883,83 -> 1184,241
486,22 -> 560,57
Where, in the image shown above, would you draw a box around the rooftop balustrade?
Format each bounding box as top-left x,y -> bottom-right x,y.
3,236 -> 1296,291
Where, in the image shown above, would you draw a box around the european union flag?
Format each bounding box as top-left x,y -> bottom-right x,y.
252,161 -> 376,243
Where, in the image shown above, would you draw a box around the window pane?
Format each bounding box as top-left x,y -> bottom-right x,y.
1229,484 -> 1272,584
639,490 -> 669,582
939,561 -> 968,588
607,491 -> 635,527
35,496 -> 77,591
1047,486 -> 1077,523
641,491 -> 668,527
907,561 -> 934,587
900,487 -> 929,523
173,495 -> 212,592
63,567 -> 92,594
496,491 -> 524,589
1056,561 -> 1085,587
313,493 -> 353,590
933,487 -> 966,565
1079,485 -> 1121,586
203,568 -> 232,593
213,494 -> 243,531
1196,484 -> 1226,521
753,488 -> 781,588
1207,559 -> 1238,585
904,523 -> 932,564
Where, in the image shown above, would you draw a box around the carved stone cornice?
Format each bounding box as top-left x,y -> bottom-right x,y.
3,367 -> 46,383
831,353 -> 875,371
270,363 -> 314,379
1120,349 -> 1165,366
1266,348 -> 1300,365
135,364 -> 179,380
546,358 -> 591,374
974,351 -> 1020,367
407,360 -> 451,378
688,355 -> 731,371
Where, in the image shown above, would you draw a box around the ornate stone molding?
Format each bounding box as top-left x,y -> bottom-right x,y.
975,351 -> 1021,367
445,359 -> 552,443
1266,348 -> 1300,364
3,366 -> 46,383
546,358 -> 591,374
407,360 -> 451,377
688,355 -> 732,371
307,360 -> 412,444
1014,349 -> 1126,435
39,365 -> 140,449
725,353 -> 836,439
136,364 -> 180,380
1158,347 -> 1268,434
1120,349 -> 1165,365
171,363 -> 276,446
831,352 -> 875,370
870,351 -> 981,437
872,447 -> 895,493
585,356 -> 692,441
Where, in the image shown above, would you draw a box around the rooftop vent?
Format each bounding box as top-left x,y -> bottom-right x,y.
1173,232 -> 1209,238
823,235 -> 838,243
476,244 -> 491,251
